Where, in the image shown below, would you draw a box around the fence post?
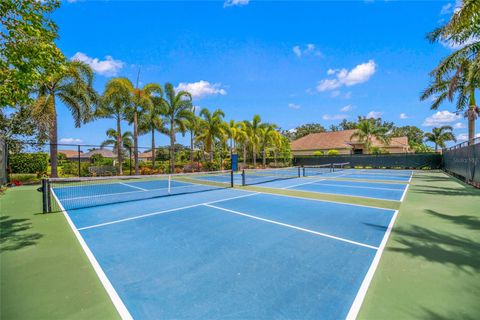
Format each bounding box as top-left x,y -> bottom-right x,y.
129,147 -> 132,175
77,145 -> 81,177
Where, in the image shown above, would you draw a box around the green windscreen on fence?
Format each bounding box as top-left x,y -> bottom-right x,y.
0,138 -> 6,185
293,153 -> 442,169
443,138 -> 480,185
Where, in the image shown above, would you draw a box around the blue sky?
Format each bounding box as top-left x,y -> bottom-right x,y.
53,0 -> 479,148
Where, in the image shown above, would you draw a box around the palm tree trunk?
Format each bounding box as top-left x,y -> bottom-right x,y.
467,91 -> 476,145
116,116 -> 123,175
209,139 -> 214,162
274,150 -> 277,167
243,144 -> 247,167
133,110 -> 139,175
50,110 -> 58,178
170,121 -> 175,173
435,143 -> 438,153
190,130 -> 194,163
253,144 -> 257,167
151,127 -> 155,168
262,148 -> 266,168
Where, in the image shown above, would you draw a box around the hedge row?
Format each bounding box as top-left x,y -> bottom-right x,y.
9,152 -> 49,174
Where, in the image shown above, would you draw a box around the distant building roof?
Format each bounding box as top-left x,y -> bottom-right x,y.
291,129 -> 409,151
80,149 -> 116,158
138,151 -> 153,159
58,150 -> 83,158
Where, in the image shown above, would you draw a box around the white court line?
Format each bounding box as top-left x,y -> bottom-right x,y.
51,190 -> 133,320
292,181 -> 405,192
400,183 -> 410,202
77,192 -> 260,231
283,173 -> 349,189
119,182 -> 148,191
346,210 -> 399,320
205,204 -> 378,250
244,189 -> 396,211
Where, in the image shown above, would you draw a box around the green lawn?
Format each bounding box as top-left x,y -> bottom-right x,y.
1,171 -> 479,319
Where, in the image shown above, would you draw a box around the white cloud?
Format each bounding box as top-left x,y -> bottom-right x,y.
316,60 -> 376,92
441,36 -> 479,50
288,103 -> 301,109
175,80 -> 227,99
422,110 -> 461,126
458,133 -> 480,141
367,111 -> 383,119
340,104 -> 353,112
330,90 -> 341,98
224,0 -> 249,7
292,46 -> 302,57
453,122 -> 465,129
399,113 -> 408,119
344,91 -> 352,99
293,44 -> 322,58
440,3 -> 453,15
71,52 -> 124,76
60,138 -> 82,144
322,114 -> 348,121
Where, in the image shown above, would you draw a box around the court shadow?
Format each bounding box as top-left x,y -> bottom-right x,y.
411,185 -> 480,197
362,222 -> 388,232
389,225 -> 480,274
0,216 -> 43,253
426,209 -> 480,231
417,307 -> 479,320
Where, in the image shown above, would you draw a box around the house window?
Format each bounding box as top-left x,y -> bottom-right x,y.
353,148 -> 363,154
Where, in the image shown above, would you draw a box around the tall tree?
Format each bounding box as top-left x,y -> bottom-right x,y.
244,115 -> 264,167
291,123 -> 326,140
138,94 -> 167,168
350,119 -> 390,154
196,109 -> 227,162
162,83 -> 193,172
1,0 -> 65,107
97,78 -> 132,175
100,129 -> 133,153
32,61 -> 97,177
235,122 -> 249,167
186,107 -> 200,163
391,126 -> 425,146
424,126 -> 456,153
424,1 -> 479,143
259,124 -> 277,168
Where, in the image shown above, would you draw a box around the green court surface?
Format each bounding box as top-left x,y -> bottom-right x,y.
1,171 -> 479,319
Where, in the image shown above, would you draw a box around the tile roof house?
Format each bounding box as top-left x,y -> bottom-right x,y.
79,149 -> 117,159
138,151 -> 153,161
290,129 -> 410,155
58,150 -> 83,159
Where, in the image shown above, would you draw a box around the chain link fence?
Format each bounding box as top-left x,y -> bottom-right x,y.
443,137 -> 480,188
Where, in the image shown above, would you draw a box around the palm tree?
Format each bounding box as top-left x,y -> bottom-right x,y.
270,130 -> 285,167
186,107 -> 200,163
235,122 -> 249,167
424,126 -> 456,153
196,108 -> 227,162
162,83 -> 193,172
425,1 -> 479,143
138,95 -> 167,168
100,129 -> 134,153
97,78 -> 132,175
259,124 -> 277,168
350,119 -> 390,154
244,115 -> 264,167
32,61 -> 97,177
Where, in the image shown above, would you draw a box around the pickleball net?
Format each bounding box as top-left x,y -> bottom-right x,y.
333,162 -> 350,172
42,170 -> 234,212
242,167 -> 301,186
302,164 -> 332,177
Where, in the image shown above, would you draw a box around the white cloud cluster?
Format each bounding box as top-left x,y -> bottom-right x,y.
340,105 -> 352,112
367,111 -> 383,119
422,110 -> 461,126
440,3 -> 453,15
399,113 -> 408,119
457,133 -> 480,141
60,138 -> 82,144
322,114 -> 348,121
288,103 -> 301,109
224,0 -> 249,7
175,80 -> 227,99
71,52 -> 124,76
316,60 -> 377,92
292,44 -> 322,58
453,122 -> 465,129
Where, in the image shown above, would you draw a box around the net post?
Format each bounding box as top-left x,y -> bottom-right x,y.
129,147 -> 132,175
330,163 -> 334,172
47,179 -> 52,213
297,166 -> 300,177
242,169 -> 246,186
77,145 -> 81,177
42,179 -> 48,213
302,166 -> 305,177
230,170 -> 234,187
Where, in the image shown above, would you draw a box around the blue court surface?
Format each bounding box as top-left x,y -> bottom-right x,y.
54,184 -> 398,320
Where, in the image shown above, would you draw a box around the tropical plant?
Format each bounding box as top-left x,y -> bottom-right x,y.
196,109 -> 227,162
97,78 -> 132,174
162,83 -> 193,172
32,60 -> 97,177
100,129 -> 133,155
424,126 -> 456,152
138,94 -> 167,168
235,122 -> 249,167
244,115 -> 264,167
258,124 -> 277,168
326,149 -> 340,156
350,119 -> 391,154
424,1 -> 480,143
186,107 -> 200,163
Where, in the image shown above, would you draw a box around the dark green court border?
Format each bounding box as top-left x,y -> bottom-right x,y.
0,186 -> 120,320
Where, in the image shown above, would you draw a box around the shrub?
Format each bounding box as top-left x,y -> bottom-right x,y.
326,149 -> 340,156
203,161 -> 220,171
313,151 -> 324,156
9,152 -> 48,174
63,161 -> 90,176
9,173 -> 41,184
370,147 -> 389,155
